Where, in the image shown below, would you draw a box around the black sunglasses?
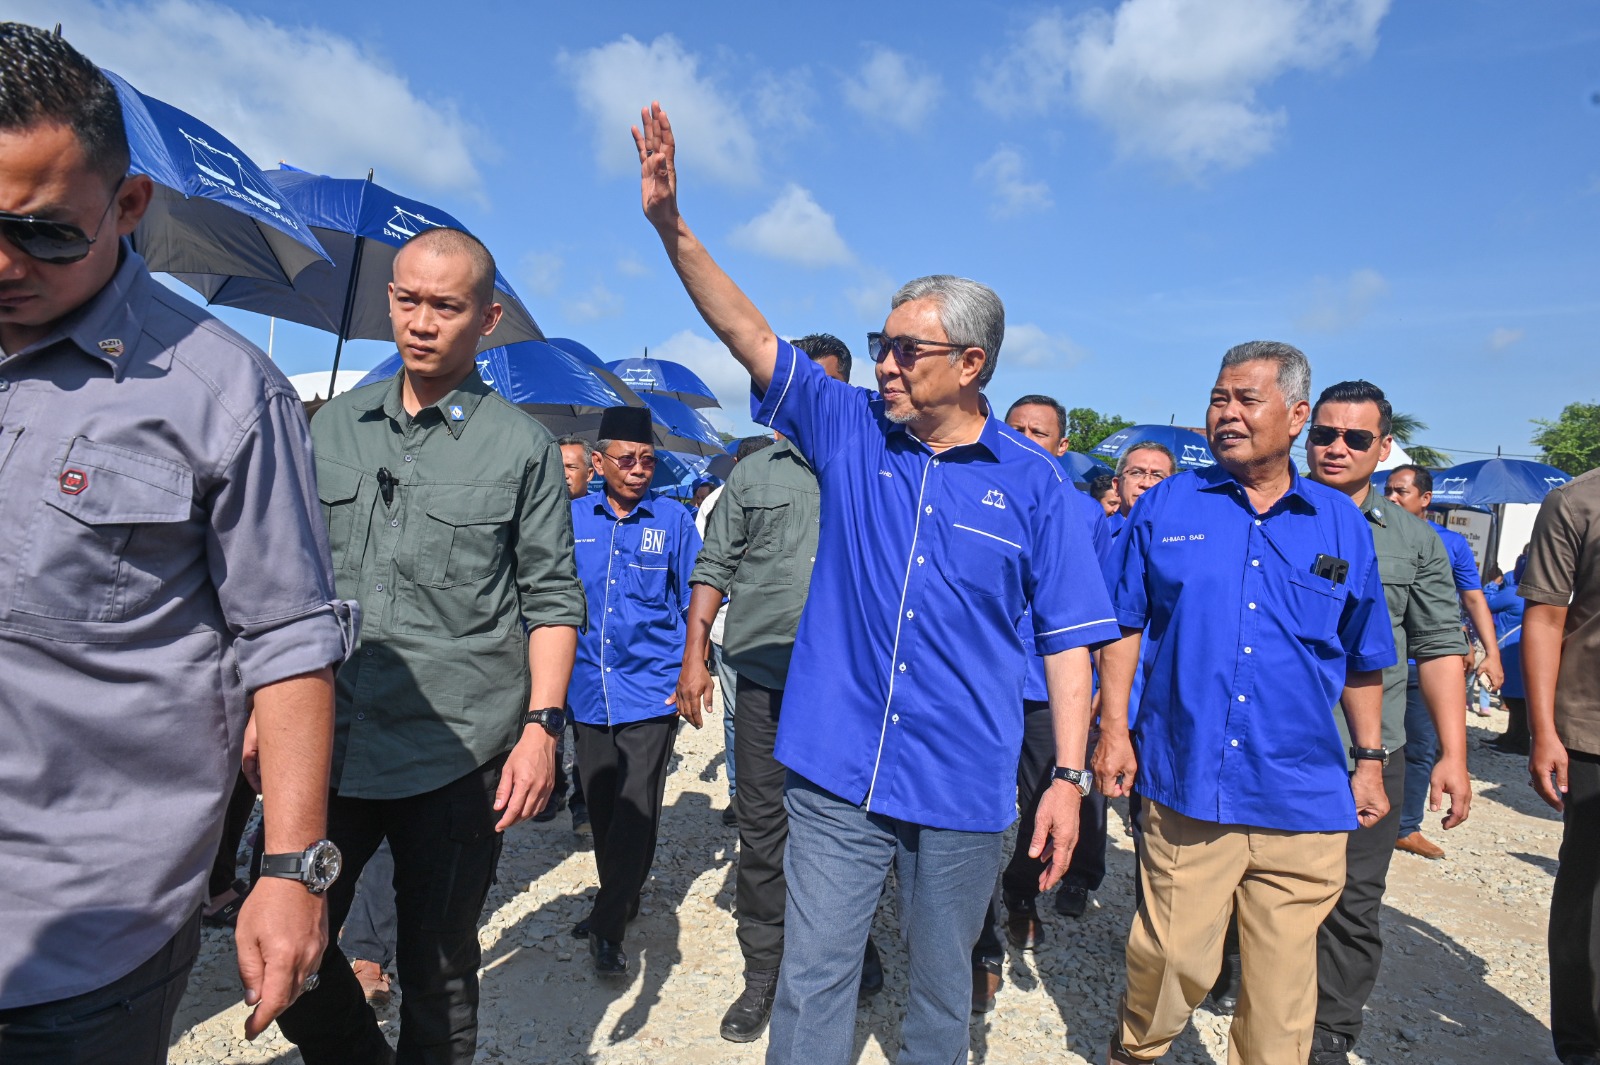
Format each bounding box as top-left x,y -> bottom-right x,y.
0,184 -> 122,265
866,332 -> 967,367
1307,425 -> 1378,452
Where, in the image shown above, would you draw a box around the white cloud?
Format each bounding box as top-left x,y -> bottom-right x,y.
975,148 -> 1054,217
616,253 -> 652,278
557,34 -> 760,187
753,69 -> 817,133
1001,323 -> 1090,368
521,251 -> 564,297
565,284 -> 623,322
729,186 -> 854,269
978,0 -> 1390,177
841,47 -> 942,131
40,0 -> 483,197
1488,326 -> 1526,352
846,270 -> 898,321
1297,267 -> 1388,332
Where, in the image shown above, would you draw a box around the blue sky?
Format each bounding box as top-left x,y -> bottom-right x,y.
29,0 -> 1600,458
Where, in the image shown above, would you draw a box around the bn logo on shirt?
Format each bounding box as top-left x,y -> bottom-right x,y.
640,528 -> 666,554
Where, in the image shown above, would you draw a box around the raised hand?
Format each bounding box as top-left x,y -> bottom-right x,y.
631,101 -> 679,230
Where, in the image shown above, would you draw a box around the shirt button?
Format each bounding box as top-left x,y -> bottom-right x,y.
1244,646 -> 1253,654
1251,559 -> 1260,567
1237,695 -> 1246,702
403,454 -> 413,462
356,712 -> 366,720
1248,602 -> 1257,610
1231,739 -> 1239,747
898,663 -> 907,672
917,555 -> 925,565
906,610 -> 914,619
610,579 -> 616,584
390,519 -> 399,527
1254,520 -> 1261,526
924,505 -> 933,514
892,713 -> 900,723
364,648 -> 374,657
375,583 -> 384,592
615,550 -> 621,555
932,459 -> 940,468
607,607 -> 614,613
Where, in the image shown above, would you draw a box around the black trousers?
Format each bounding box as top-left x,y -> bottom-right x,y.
733,677 -> 790,971
973,701 -> 1108,963
1314,747 -> 1407,1046
574,715 -> 679,942
276,755 -> 508,1065
1552,749 -> 1600,1060
0,912 -> 198,1065
208,772 -> 258,898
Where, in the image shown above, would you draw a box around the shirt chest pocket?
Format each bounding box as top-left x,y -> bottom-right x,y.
414,485 -> 519,588
15,438 -> 195,623
947,521 -> 1025,606
316,462 -> 370,577
624,556 -> 670,603
1377,552 -> 1418,621
1283,565 -> 1346,641
736,485 -> 798,586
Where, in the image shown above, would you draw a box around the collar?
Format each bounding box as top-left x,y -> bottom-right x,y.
772,436 -> 812,471
1357,485 -> 1389,527
10,240 -> 152,382
884,395 -> 1003,461
591,493 -> 657,521
1196,460 -> 1320,515
359,364 -> 493,437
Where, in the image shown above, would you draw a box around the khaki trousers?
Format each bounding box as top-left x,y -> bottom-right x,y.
1117,801 -> 1347,1065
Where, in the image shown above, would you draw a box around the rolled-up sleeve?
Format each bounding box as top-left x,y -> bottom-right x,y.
206,390 -> 356,691
1408,533 -> 1471,660
516,438 -> 587,630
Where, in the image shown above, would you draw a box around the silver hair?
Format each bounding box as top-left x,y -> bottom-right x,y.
556,435 -> 594,463
1219,340 -> 1311,408
1115,441 -> 1177,476
890,275 -> 1005,388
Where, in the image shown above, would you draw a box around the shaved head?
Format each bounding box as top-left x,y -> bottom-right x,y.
399,226 -> 496,306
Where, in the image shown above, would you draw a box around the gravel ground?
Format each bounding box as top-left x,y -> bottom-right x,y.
169,702 -> 1559,1065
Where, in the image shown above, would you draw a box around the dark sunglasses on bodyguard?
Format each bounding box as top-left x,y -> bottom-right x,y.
0,186 -> 121,265
1307,425 -> 1378,452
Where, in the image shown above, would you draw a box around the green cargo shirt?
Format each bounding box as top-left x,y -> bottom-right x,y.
689,438 -> 820,690
312,370 -> 586,798
1336,488 -> 1468,755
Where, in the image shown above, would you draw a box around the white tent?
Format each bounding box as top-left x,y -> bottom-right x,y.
286,370 -> 372,403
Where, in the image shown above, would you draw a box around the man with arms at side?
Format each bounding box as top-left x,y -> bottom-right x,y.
0,24 -> 351,1059
1384,463 -> 1504,859
637,102 -> 1119,1065
970,393 -> 1113,1015
1094,341 -> 1395,1065
675,334 -> 887,1042
1303,381 -> 1472,1065
1519,467 -> 1600,1065
1108,443 -> 1177,537
277,227 -> 584,1065
569,406 -> 701,979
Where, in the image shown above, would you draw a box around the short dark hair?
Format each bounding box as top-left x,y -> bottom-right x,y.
1313,379 -> 1392,437
556,434 -> 593,464
735,435 -> 775,462
1087,474 -> 1115,501
0,23 -> 128,183
1006,394 -> 1067,439
793,333 -> 852,383
400,226 -> 497,305
1388,463 -> 1433,495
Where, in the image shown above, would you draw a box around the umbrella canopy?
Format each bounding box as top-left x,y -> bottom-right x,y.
546,337 -> 606,368
607,355 -> 720,409
1059,451 -> 1114,486
638,393 -> 727,458
1090,424 -> 1215,472
107,70 -> 329,285
354,341 -> 629,438
173,168 -> 544,391
1430,459 -> 1572,506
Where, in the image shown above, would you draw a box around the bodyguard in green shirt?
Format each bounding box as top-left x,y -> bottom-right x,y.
277,228 -> 584,1065
1303,379 -> 1471,1065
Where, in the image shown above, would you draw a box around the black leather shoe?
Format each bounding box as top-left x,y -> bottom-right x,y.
859,937 -> 884,1000
720,968 -> 779,1042
1202,952 -> 1241,1015
1004,894 -> 1045,950
590,935 -> 628,978
572,896 -> 641,939
971,962 -> 1002,1014
1054,884 -> 1089,919
722,797 -> 739,827
1308,1029 -> 1350,1065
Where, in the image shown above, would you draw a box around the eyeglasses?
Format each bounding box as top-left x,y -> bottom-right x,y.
602,451 -> 656,472
866,332 -> 968,367
1306,425 -> 1378,452
0,184 -> 122,264
1120,467 -> 1169,483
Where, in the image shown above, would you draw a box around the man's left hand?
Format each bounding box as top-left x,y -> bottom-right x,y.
1351,761 -> 1390,828
1475,651 -> 1505,692
1029,782 -> 1083,893
1429,754 -> 1472,829
236,877 -> 327,1040
494,730 -> 556,832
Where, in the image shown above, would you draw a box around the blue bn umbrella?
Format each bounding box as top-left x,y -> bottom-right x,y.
1090,424 -> 1215,472
107,69 -> 329,285
1430,458 -> 1572,507
608,355 -> 720,409
1059,451 -> 1114,487
638,393 -> 726,458
174,168 -> 543,396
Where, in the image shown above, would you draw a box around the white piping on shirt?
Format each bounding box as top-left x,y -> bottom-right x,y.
1036,617 -> 1118,637
994,430 -> 1065,483
951,522 -> 1022,551
865,455 -> 935,810
599,519 -> 621,726
766,343 -> 798,426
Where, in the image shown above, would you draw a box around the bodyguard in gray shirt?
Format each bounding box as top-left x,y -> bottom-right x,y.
0,26 -> 352,1057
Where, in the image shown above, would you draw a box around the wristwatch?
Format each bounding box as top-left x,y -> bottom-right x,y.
258,839 -> 343,895
1349,745 -> 1390,766
524,706 -> 567,737
1051,766 -> 1094,797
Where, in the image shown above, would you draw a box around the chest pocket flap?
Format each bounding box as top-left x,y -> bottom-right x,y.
47,437 -> 192,525
418,484 -> 519,587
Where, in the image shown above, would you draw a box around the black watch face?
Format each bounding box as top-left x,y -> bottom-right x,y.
537,708 -> 566,735
305,840 -> 342,893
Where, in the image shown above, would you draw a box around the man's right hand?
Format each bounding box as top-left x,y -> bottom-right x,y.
633,102 -> 679,232
236,877 -> 327,1039
1530,730 -> 1571,812
1092,728 -> 1138,797
670,656 -> 713,729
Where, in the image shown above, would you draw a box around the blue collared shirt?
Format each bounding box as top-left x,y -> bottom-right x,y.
754,341 -> 1121,831
1110,463 -> 1395,832
1434,525 -> 1483,592
1106,509 -> 1129,539
1022,488 -> 1113,702
570,493 -> 701,726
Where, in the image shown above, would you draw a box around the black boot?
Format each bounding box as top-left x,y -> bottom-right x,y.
1203,951 -> 1241,1015
720,968 -> 780,1042
590,935 -> 628,979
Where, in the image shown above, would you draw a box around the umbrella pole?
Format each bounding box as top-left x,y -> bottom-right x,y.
327,232 -> 369,400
